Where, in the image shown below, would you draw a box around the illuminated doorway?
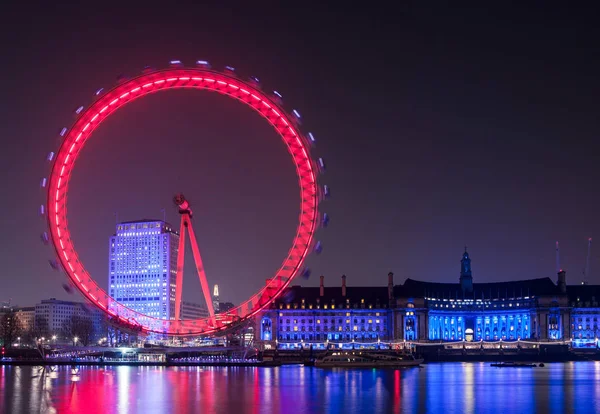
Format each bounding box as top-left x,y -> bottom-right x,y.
465,328 -> 474,342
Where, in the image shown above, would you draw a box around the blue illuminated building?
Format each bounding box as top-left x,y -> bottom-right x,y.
258,274 -> 394,350
257,249 -> 597,350
108,220 -> 179,321
567,285 -> 600,348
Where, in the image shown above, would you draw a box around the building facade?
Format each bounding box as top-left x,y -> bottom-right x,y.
257,274 -> 394,350
256,250 -> 596,350
14,307 -> 35,332
34,298 -> 104,342
108,220 -> 179,321
565,284 -> 600,348
180,301 -> 209,320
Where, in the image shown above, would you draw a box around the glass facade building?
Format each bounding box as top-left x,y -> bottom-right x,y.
108,220 -> 178,321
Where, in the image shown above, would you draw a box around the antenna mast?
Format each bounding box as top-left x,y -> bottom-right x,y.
556,241 -> 560,273
584,238 -> 592,284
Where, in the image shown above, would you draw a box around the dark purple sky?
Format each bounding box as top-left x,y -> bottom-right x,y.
1,4 -> 599,307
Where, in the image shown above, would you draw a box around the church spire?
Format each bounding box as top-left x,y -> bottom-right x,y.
461,247 -> 472,278
460,247 -> 473,294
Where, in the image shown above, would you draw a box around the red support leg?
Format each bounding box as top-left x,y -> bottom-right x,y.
186,222 -> 216,322
174,214 -> 187,321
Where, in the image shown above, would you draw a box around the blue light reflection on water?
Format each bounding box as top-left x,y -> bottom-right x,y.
1,362 -> 600,413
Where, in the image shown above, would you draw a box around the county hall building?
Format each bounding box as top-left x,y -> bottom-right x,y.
256,250 -> 598,350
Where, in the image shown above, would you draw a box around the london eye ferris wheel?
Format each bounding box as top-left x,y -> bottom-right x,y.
40,60 -> 328,336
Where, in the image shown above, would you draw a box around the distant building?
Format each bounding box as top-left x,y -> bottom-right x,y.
213,284 -> 220,313
180,301 -> 209,320
219,302 -> 235,314
108,220 -> 179,321
14,307 -> 35,332
256,249 -> 599,349
34,298 -> 103,341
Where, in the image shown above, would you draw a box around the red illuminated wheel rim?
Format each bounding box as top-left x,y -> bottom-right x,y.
44,66 -> 321,335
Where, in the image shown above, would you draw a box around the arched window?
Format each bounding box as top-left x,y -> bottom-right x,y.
260,317 -> 272,340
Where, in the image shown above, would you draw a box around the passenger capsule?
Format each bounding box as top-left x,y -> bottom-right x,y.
314,241 -> 323,254
62,283 -> 74,294
318,158 -> 326,172
49,259 -> 59,270
301,268 -> 311,279
322,213 -> 330,227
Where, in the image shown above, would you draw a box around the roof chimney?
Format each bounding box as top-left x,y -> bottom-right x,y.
320,275 -> 325,297
342,275 -> 347,297
388,272 -> 394,303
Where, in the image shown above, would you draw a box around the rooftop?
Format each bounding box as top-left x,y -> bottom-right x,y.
397,277 -> 562,299
276,285 -> 390,308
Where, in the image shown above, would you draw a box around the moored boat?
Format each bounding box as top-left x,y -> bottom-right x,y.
490,362 -> 536,368
314,351 -> 423,368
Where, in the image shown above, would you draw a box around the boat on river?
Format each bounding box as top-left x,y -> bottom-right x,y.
314,351 -> 423,368
490,362 -> 537,368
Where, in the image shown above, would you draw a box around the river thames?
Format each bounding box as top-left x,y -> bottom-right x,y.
1,362 -> 599,413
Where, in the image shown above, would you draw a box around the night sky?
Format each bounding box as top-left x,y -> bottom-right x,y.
1,4 -> 599,308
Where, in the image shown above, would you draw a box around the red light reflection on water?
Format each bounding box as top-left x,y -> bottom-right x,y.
393,369 -> 401,411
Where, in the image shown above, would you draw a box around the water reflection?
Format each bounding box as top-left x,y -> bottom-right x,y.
1,363 -> 600,413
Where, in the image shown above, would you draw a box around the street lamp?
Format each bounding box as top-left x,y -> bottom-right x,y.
52,335 -> 57,345
74,337 -> 78,346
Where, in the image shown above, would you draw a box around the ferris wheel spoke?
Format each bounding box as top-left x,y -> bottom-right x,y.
174,216 -> 187,321
186,221 -> 216,323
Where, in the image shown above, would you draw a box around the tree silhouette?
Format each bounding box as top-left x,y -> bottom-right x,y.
63,315 -> 94,346
0,310 -> 23,348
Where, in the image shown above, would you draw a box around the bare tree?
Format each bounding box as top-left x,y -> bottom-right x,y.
63,315 -> 94,346
0,311 -> 23,348
99,315 -> 116,346
32,315 -> 49,340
